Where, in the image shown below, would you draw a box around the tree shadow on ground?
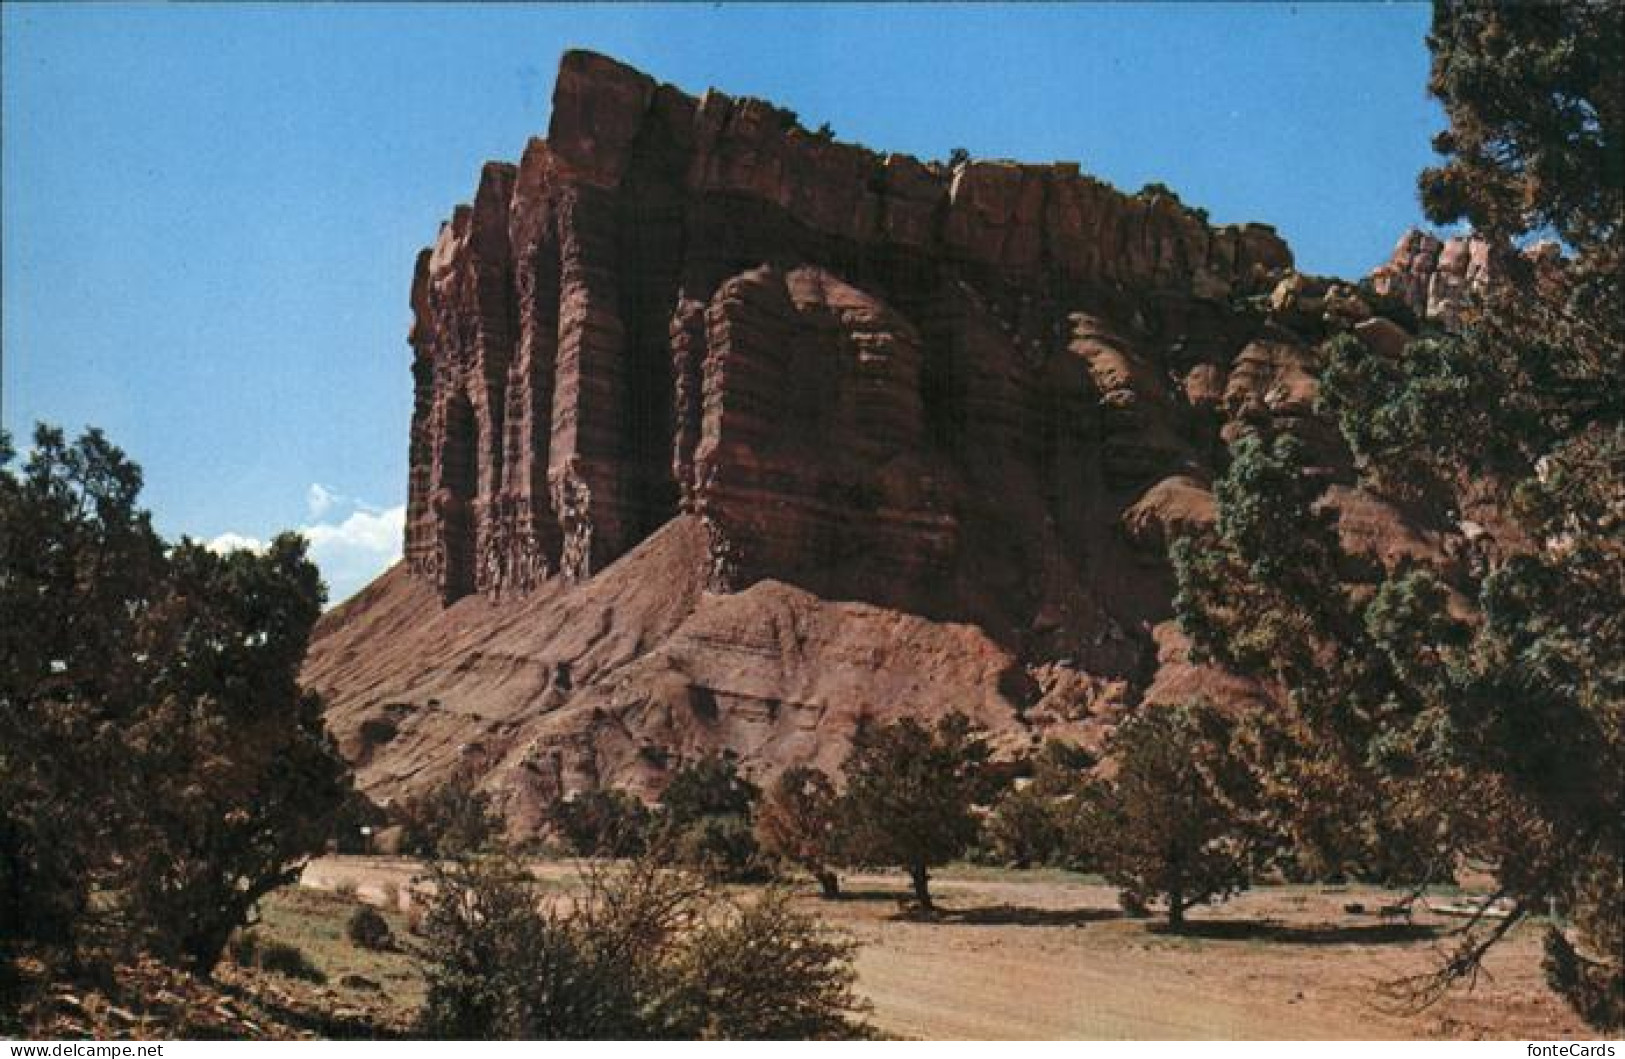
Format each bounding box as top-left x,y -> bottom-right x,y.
886,903 -> 1123,927
1151,919 -> 1439,946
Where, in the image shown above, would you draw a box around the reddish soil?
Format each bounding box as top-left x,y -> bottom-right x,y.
301,856 -> 1592,1040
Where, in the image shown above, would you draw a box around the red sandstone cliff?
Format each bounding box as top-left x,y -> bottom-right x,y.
305,52 -> 1467,827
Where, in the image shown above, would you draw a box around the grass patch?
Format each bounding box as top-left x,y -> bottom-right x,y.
251,886 -> 425,1020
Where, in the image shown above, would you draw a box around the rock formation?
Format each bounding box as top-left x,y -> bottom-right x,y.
306,51 -> 1471,826
1368,228 -> 1496,327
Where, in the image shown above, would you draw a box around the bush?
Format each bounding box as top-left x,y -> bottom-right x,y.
755,766 -> 843,897
396,776 -> 504,859
984,783 -> 1066,868
551,788 -> 651,857
668,815 -> 767,882
1,426 -> 352,974
1084,701 -> 1264,928
659,753 -> 758,824
982,739 -> 1096,868
665,888 -> 863,1039
652,754 -> 763,880
416,853 -> 866,1039
346,906 -> 393,951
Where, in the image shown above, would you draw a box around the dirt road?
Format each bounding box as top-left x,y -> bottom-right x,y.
301,858 -> 1591,1040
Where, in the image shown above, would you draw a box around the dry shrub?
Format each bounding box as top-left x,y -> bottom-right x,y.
416,854 -> 865,1039
346,906 -> 393,952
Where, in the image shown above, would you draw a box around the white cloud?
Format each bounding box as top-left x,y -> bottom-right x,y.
306,482 -> 343,520
204,531 -> 267,555
208,487 -> 406,607
300,503 -> 406,606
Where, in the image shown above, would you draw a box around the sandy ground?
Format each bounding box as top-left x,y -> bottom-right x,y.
301,856 -> 1595,1040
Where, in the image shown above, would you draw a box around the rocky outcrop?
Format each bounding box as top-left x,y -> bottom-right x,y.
309,51 -> 1476,825
1368,228 -> 1497,326
402,50 -> 1291,611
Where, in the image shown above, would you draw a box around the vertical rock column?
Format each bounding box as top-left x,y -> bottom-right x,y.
404,164 -> 518,603
548,184 -> 633,581
543,51 -> 660,580
494,139 -> 566,594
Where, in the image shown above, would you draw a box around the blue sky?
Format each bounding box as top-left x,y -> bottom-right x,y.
2,2 -> 1443,603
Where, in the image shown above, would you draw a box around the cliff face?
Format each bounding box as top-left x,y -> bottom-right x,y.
307,51 -> 1456,823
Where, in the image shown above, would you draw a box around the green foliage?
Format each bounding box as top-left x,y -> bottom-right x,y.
838,712 -> 991,908
415,853 -> 865,1039
1320,332 -> 1514,498
660,752 -> 760,824
1,426 -> 164,955
1172,3 -> 1623,1023
981,740 -> 1094,869
947,146 -> 971,169
1420,1 -> 1622,254
257,939 -> 327,983
654,753 -> 763,880
0,424 -> 351,974
550,788 -> 651,857
346,906 -> 393,952
667,815 -> 763,881
1084,702 -> 1264,927
755,766 -> 843,896
396,775 -> 505,860
983,783 -> 1066,869
664,887 -> 864,1039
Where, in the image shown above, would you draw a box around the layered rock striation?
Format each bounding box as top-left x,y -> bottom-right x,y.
404,51 -> 1288,614
310,51 -> 1471,821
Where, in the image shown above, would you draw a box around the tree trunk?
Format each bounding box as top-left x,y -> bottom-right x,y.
1168,890 -> 1186,931
815,868 -> 841,899
909,863 -> 933,910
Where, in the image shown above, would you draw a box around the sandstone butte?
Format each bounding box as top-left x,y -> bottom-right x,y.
303,50 -> 1504,833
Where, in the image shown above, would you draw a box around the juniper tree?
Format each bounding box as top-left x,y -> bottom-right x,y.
1086,702 -> 1263,928
838,712 -> 991,910
1174,0 -> 1623,1024
0,425 -> 351,974
755,766 -> 843,897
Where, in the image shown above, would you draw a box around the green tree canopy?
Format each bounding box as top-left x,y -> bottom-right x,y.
1,424 -> 351,974
755,765 -> 843,897
1085,702 -> 1264,928
838,712 -> 991,909
1174,0 -> 1622,1025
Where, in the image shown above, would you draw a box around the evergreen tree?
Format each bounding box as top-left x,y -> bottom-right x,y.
1085,702 -> 1262,928
838,713 -> 990,910
0,425 -> 351,974
755,766 -> 843,897
655,752 -> 762,879
1175,1 -> 1622,1024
